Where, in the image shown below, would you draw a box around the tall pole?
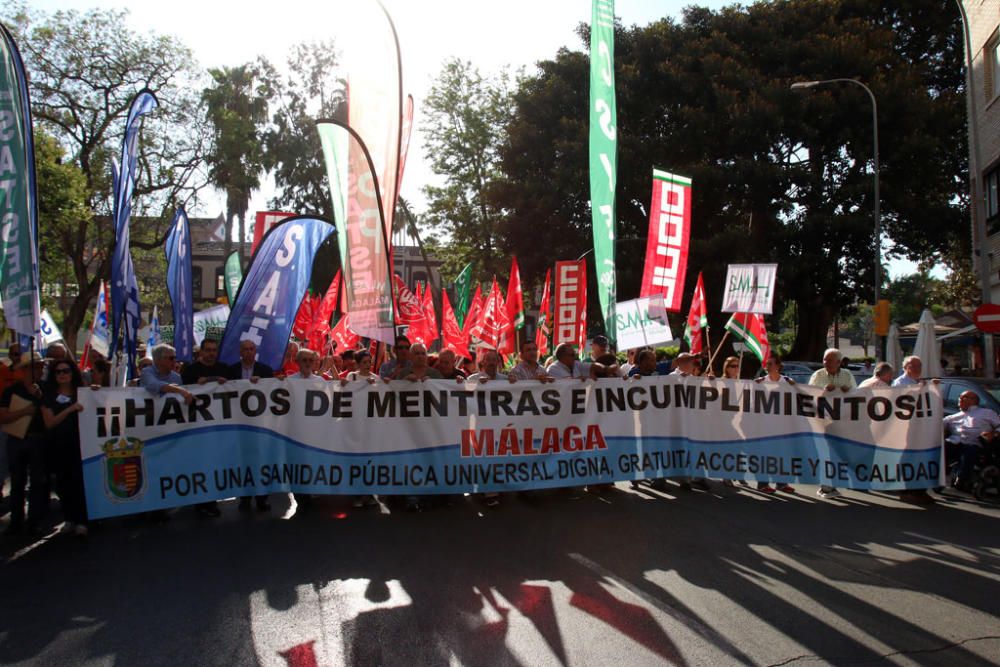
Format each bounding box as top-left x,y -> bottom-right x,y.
791,78 -> 882,359
955,0 -> 995,378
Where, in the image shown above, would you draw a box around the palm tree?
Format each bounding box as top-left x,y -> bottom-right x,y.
202,63 -> 271,260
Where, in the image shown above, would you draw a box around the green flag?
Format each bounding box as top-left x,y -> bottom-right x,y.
0,25 -> 41,341
589,0 -> 618,344
224,251 -> 243,304
454,262 -> 473,328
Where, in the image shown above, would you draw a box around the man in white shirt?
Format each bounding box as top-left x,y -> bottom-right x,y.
945,390 -> 1000,490
287,348 -> 321,380
858,362 -> 894,389
809,348 -> 855,498
892,356 -> 923,387
509,341 -> 553,382
468,350 -> 509,383
546,343 -> 589,380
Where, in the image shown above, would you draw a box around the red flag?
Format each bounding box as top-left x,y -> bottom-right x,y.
639,170 -> 692,312
472,278 -> 505,349
293,292 -> 322,341
497,287 -> 515,356
506,257 -> 525,330
318,270 -> 342,326
331,315 -> 360,352
422,282 -> 439,343
463,284 -> 484,340
441,289 -> 470,359
725,312 -> 770,364
535,269 -> 552,356
683,272 -> 709,355
393,274 -> 430,345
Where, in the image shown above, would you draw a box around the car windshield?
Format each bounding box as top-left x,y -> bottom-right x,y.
985,386 -> 1000,406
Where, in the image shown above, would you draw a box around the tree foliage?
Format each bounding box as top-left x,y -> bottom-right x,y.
421,58 -> 515,282
486,0 -> 966,359
2,3 -> 210,345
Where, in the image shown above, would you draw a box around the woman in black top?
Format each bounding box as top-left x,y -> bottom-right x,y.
40,359 -> 88,536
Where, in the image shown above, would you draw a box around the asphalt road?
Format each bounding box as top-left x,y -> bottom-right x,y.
2,483 -> 999,666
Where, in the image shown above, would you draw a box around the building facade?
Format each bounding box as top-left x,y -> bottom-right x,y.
968,0 -> 1000,300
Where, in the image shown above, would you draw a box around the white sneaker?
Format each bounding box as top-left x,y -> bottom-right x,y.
74,524 -> 89,537
816,488 -> 841,498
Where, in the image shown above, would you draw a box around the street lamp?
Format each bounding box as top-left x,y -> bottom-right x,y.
791,78 -> 883,359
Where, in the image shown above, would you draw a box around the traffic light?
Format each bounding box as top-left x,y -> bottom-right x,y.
874,299 -> 890,336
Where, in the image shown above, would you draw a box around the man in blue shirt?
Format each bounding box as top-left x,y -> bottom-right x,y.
140,344 -> 194,404
892,356 -> 923,386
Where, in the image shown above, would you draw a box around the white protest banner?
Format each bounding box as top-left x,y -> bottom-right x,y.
79,377 -> 943,518
193,305 -> 230,345
721,264 -> 778,314
614,296 -> 674,349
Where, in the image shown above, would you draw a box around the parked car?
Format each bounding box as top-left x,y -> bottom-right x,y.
937,377 -> 1000,416
755,361 -> 822,384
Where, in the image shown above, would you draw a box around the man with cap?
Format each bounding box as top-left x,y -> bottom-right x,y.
663,353 -> 710,491
0,353 -> 48,535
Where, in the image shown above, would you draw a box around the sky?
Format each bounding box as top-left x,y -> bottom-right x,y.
27,0 -> 922,278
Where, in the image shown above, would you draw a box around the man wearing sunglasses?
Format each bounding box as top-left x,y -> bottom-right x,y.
379,335 -> 412,380
140,344 -> 194,405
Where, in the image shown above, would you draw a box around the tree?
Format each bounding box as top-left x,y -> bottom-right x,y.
491,0 -> 966,360
421,58 -> 515,281
2,3 -> 210,346
203,63 -> 271,260
261,41 -> 344,218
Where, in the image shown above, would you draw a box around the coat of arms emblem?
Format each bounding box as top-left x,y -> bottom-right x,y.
103,437 -> 146,501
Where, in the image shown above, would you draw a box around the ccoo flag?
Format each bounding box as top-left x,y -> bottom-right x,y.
589,0 -> 618,343
0,24 -> 41,346
219,216 -> 336,371
165,207 -> 194,363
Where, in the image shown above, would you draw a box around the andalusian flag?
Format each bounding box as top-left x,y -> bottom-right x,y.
683,272 -> 708,355
454,262 -> 473,327
725,312 -> 770,363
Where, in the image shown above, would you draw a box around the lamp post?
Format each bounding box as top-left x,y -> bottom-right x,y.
791,78 -> 883,360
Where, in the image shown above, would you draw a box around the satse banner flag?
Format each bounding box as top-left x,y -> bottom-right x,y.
639,170 -> 692,313
721,264 -> 778,314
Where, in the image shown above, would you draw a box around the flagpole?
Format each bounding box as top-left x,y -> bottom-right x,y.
707,330 -> 731,369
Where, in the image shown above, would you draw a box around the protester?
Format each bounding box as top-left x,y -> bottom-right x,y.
0,342 -> 23,503
858,362 -> 894,389
546,343 -> 588,380
590,353 -> 623,379
747,354 -> 795,494
468,350 -> 507,382
0,354 -> 48,536
40,359 -> 89,535
181,338 -> 228,385
460,356 -> 477,378
670,352 -> 697,376
627,349 -> 662,377
509,341 -> 553,382
944,391 -> 999,493
809,348 -> 856,498
403,344 -> 442,381
141,345 -> 194,404
586,335 -> 610,362
379,335 -> 412,380
227,340 -> 274,383
655,349 -> 671,375
342,351 -> 378,384
892,356 -> 923,386
281,341 -> 300,376
435,349 -> 466,381
661,352 -> 709,491
620,348 -> 638,376
286,348 -> 321,380
338,350 -> 357,379
84,357 -> 111,388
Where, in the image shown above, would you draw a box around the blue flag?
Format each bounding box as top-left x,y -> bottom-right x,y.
219,217 -> 336,370
165,207 -> 194,363
110,89 -> 158,362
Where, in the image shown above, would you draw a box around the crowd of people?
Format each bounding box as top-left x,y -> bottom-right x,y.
0,333 -> 990,537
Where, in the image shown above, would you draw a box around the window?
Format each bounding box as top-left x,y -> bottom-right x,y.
988,31 -> 1000,100
192,267 -> 203,299
215,267 -> 226,296
987,165 -> 999,229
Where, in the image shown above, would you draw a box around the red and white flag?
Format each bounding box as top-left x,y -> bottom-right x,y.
724,312 -> 770,364
422,282 -> 438,344
393,275 -> 430,345
463,284 -> 484,341
506,257 -> 525,330
683,272 -> 709,355
553,259 -> 587,349
441,289 -> 470,359
330,315 -> 360,353
473,278 -> 506,349
639,169 -> 692,312
535,268 -> 552,356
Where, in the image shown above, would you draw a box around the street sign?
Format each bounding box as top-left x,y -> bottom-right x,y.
973,304 -> 1000,333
